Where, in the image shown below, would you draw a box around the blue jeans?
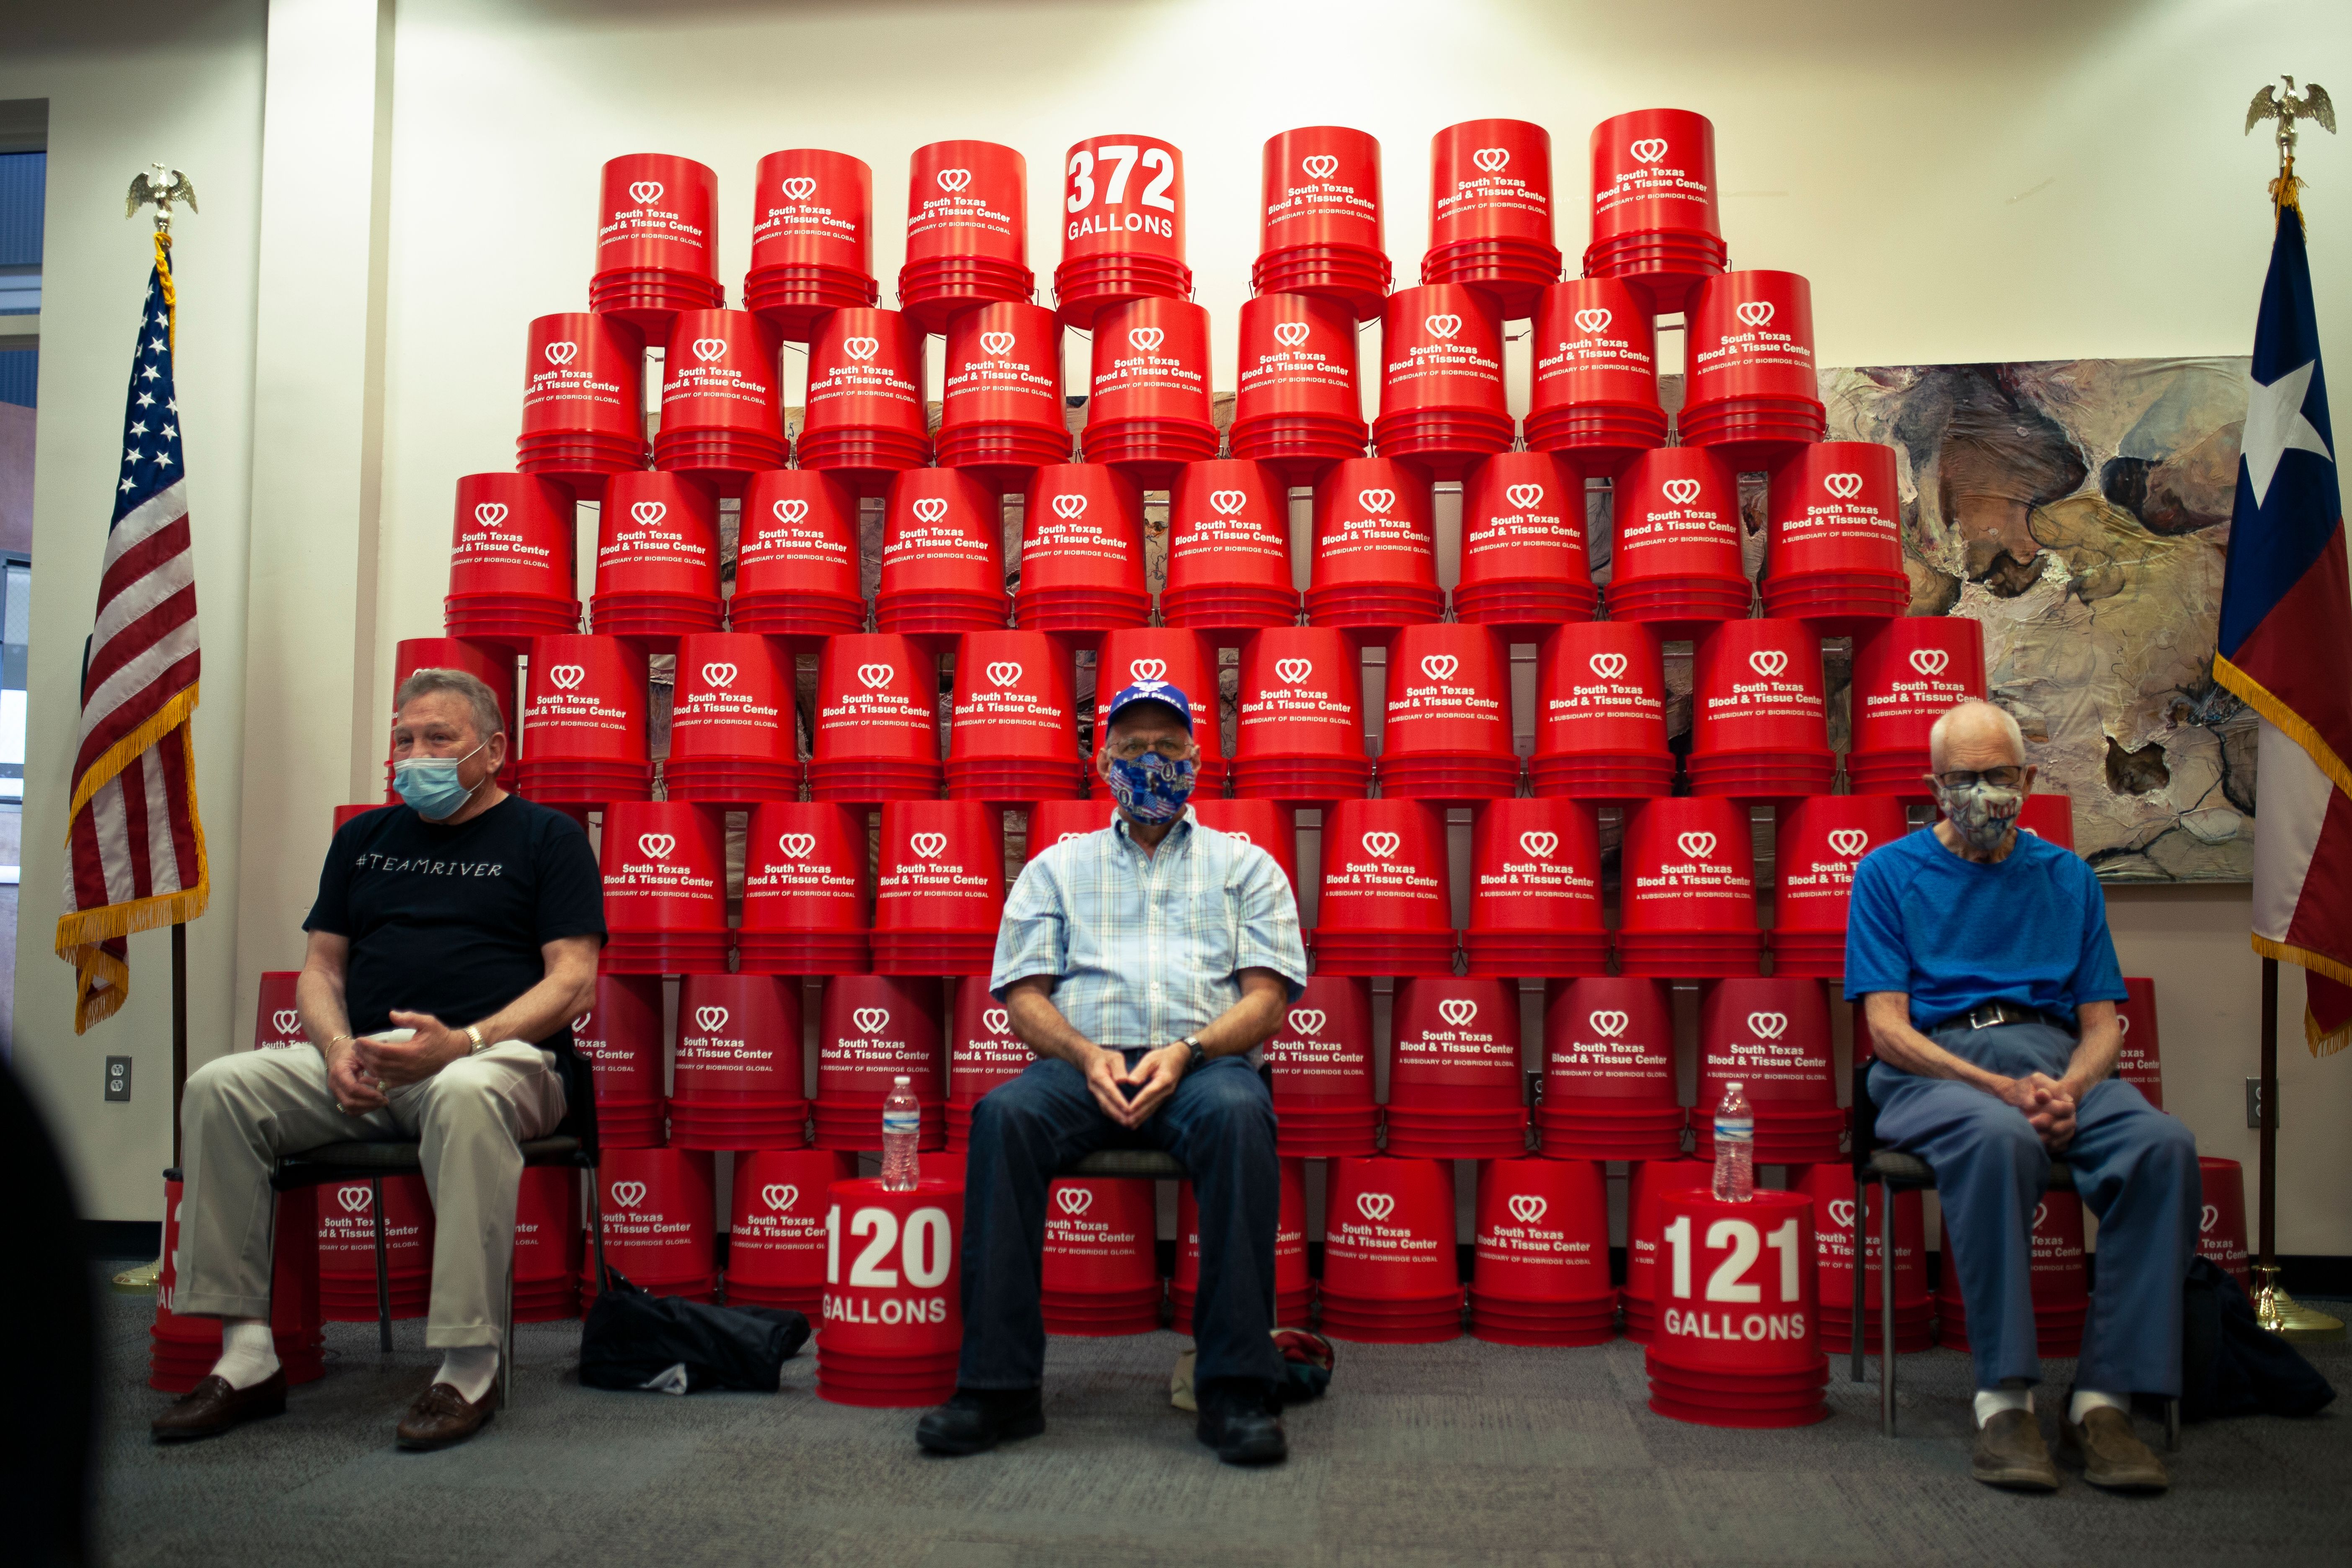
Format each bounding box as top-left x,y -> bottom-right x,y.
956,1050 -> 1284,1391
1869,1020 -> 2201,1395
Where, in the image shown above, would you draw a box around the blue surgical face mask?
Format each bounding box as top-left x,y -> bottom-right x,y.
1103,751 -> 1196,825
1935,777 -> 2024,853
393,741 -> 488,821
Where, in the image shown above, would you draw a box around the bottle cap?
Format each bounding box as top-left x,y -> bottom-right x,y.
892,1074 -> 910,1086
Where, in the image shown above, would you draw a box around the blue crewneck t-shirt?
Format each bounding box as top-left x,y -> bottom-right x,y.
1842,826 -> 2128,1029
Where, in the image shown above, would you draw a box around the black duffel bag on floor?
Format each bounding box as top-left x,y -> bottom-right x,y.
579,1269 -> 811,1395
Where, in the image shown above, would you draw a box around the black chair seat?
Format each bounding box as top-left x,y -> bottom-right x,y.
1063,1149 -> 1187,1180
1858,1148 -> 2074,1191
270,1135 -> 584,1188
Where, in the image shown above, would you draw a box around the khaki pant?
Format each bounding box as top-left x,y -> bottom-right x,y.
175,1035 -> 566,1348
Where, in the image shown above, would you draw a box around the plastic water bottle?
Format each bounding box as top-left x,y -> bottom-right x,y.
881,1075 -> 921,1191
1712,1080 -> 1754,1202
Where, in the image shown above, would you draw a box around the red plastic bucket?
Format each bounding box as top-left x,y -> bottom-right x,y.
874,467 -> 1010,650
1014,463 -> 1150,640
1529,622 -> 1674,799
517,312 -> 645,497
1693,979 -> 1840,1163
573,972 -> 664,1147
516,634 -> 650,805
1464,798 -> 1607,975
947,978 -> 1031,1153
818,1176 -> 962,1406
249,970 -> 304,1051
726,1150 -> 859,1311
663,632 -> 794,804
1094,627 -> 1227,794
1253,126 -> 1388,319
946,630 -> 1083,803
1385,977 -> 1527,1159
1232,627 -> 1369,801
1621,1158 -> 1714,1337
1452,451 -> 1596,635
443,473 -> 580,645
1423,119 -> 1558,319
150,1180 -> 323,1391
1523,278 -> 1667,470
1538,977 -> 1684,1159
872,800 -> 1005,975
599,799 -> 730,974
1470,1156 -> 1614,1342
1616,798 -> 1761,977
653,309 -> 788,490
1163,458 -> 1303,638
315,1173 -> 433,1322
1188,799 -> 1298,899
589,472 -> 723,646
1265,976 -> 1378,1157
1312,799 -> 1455,975
2117,976 -> 2164,1108
1319,1156 -> 1462,1342
939,302 -> 1069,485
1305,458 -> 1442,640
743,149 -> 877,341
814,976 -> 947,1151
1377,623 -> 1517,801
1686,618 -> 1834,799
1372,285 -> 1512,479
1846,617 -> 1987,799
1054,134 -> 1189,328
1174,1159 -> 1313,1331
1041,1179 -> 1163,1334
807,632 -> 942,802
668,973 -> 807,1150
1604,447 -> 1750,633
1581,110 -> 1725,312
591,154 -> 721,333
1081,297 -> 1218,483
799,308 -> 929,487
729,469 -> 867,640
2198,1156 -> 2250,1287
1645,1187 -> 1826,1427
900,140 -> 1032,333
1763,442 -> 1908,628
1680,271 -> 1825,465
1769,796 -> 1911,977
1228,292 -> 1367,482
739,801 -> 871,974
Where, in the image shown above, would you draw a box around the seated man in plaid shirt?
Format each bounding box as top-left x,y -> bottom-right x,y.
917,679 -> 1308,1466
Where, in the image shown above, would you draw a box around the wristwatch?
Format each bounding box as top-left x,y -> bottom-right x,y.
1181,1035 -> 1207,1075
464,1024 -> 488,1055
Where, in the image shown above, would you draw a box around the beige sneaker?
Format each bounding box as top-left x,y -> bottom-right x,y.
2059,1406 -> 2170,1493
1971,1408 -> 2060,1491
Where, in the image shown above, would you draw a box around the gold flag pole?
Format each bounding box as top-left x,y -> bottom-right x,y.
2241,80 -> 2344,1341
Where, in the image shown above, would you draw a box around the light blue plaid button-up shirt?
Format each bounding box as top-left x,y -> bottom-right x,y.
990,806 -> 1308,1052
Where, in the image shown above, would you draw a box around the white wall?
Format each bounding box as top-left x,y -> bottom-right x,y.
12,0 -> 2352,1242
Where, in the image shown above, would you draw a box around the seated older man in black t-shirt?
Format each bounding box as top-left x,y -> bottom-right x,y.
154,668 -> 604,1451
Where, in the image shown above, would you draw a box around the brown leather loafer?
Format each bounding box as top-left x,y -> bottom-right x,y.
2060,1406 -> 2170,1493
152,1370 -> 288,1442
1970,1408 -> 2060,1491
395,1382 -> 496,1451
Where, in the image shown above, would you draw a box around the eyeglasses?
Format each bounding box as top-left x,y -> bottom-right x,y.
1104,737 -> 1193,763
1932,766 -> 2024,789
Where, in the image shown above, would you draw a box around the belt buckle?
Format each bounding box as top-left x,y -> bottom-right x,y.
1968,1004 -> 2001,1030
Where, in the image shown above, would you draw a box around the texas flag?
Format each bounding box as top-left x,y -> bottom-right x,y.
2214,202 -> 2352,1054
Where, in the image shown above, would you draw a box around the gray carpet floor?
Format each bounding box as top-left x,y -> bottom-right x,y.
93,1287 -> 2349,1568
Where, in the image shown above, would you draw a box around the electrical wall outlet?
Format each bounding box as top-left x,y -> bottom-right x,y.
104,1056 -> 132,1103
2246,1077 -> 2268,1130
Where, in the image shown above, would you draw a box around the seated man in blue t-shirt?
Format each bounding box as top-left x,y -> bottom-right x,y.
1846,699 -> 2197,1496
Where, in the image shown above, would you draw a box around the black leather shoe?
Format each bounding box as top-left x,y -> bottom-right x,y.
1196,1377 -> 1287,1465
152,1370 -> 288,1442
916,1387 -> 1045,1456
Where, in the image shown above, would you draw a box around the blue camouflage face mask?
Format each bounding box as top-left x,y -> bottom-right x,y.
1935,778 -> 2024,853
1103,752 -> 1196,824
392,742 -> 487,821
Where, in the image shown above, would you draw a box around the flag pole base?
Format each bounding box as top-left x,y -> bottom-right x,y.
2253,1266 -> 2346,1341
111,1257 -> 162,1296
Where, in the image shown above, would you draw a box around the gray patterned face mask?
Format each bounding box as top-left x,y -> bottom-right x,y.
1935,779 -> 2024,852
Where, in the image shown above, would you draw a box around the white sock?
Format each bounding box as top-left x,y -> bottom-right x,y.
1973,1387 -> 2032,1427
435,1345 -> 498,1403
209,1318 -> 280,1390
2069,1389 -> 2128,1425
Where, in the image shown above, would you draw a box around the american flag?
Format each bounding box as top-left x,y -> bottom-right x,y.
54,232 -> 209,1032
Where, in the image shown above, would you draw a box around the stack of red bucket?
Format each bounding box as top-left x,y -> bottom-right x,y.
945,631 -> 1082,802
815,1177 -> 962,1408
1317,1156 -> 1463,1344
736,802 -> 871,975
1012,466 -> 1150,641
1615,798 -> 1762,976
516,634 -> 651,805
1095,629 -> 1228,796
591,156 -> 723,330
1450,451 -> 1597,637
1253,126 -> 1389,319
1470,1157 -> 1617,1346
727,470 -> 867,643
1421,119 -> 1559,319
806,633 -> 943,802
947,979 -> 1032,1153
1377,624 -> 1519,799
1081,298 -> 1220,483
938,304 -> 1070,484
1173,1161 -> 1314,1332
1762,443 -> 1910,627
1644,1187 -> 1828,1428
590,472 -> 724,645
1463,798 -> 1610,975
1305,459 -> 1443,639
2019,794 -> 2078,849
741,149 -> 877,340
598,801 -> 730,974
1382,977 -> 1527,1158
724,1150 -> 857,1312
1846,617 -> 1988,797
653,309 -> 788,495
1602,448 -> 1751,631
1801,1164 -> 1932,1353
1537,978 -> 1687,1158
1677,271 -> 1826,466
1040,1179 -> 1164,1334
582,1150 -> 719,1307
1522,278 -> 1667,468
390,639 -> 516,796
2198,1156 -> 2251,1287
1579,110 -> 1726,313
1232,627 -> 1371,801
1529,623 -> 1675,798
516,312 -> 644,497
1691,980 -> 1843,1162
1053,134 -> 1190,329
1311,800 -> 1455,975
1620,1158 -> 1714,1344
1225,296 -> 1369,482
1192,799 -> 1299,890
1770,796 -> 1908,977
2117,976 -> 2166,1107
798,309 -> 930,491
1264,979 -> 1379,1157
813,975 -> 946,1152
1372,285 -> 1513,479
574,973 -> 664,1147
663,632 -> 796,803
151,1183 -> 323,1392
1162,459 -> 1304,637
318,1174 -> 433,1322
871,801 -> 1005,975
1685,619 -> 1834,799
509,1168 -> 580,1323
874,467 -> 1010,649
1937,1191 -> 2089,1355
442,474 -> 580,645
900,140 -> 1032,333
666,975 -> 808,1152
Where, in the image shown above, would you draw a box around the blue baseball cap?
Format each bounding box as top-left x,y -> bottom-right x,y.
1103,678 -> 1193,732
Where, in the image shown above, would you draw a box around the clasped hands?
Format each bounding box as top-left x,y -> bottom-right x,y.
1078,1041 -> 1190,1130
328,1011 -> 476,1116
1995,1070 -> 2081,1151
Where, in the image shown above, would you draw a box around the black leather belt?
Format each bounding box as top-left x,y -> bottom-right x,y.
1932,1000 -> 2076,1035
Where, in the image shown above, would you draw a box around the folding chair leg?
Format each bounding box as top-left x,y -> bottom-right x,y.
371,1176 -> 392,1355
499,1253 -> 516,1411
1849,1177 -> 1866,1382
1880,1174 -> 1898,1438
588,1165 -> 609,1289
2166,1397 -> 2180,1452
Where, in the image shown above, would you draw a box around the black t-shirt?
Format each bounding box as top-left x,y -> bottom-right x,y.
304,795 -> 606,1057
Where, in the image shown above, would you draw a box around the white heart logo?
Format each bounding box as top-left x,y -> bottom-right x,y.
1471,148 -> 1510,173
911,496 -> 949,524
842,336 -> 880,362
1273,658 -> 1313,685
1735,301 -> 1775,328
1288,1008 -> 1327,1036
763,1184 -> 799,1212
1051,493 -> 1088,519
1420,655 -> 1458,682
1272,321 -> 1310,348
1661,478 -> 1702,506
856,663 -> 894,690
1508,1195 -> 1547,1224
1588,1010 -> 1629,1038
910,832 -> 949,860
691,338 -> 727,363
1628,138 -> 1670,165
1129,658 -> 1168,682
548,664 -> 585,691
1676,831 -> 1718,860
1209,489 -> 1248,516
984,660 -> 1023,689
1437,998 -> 1478,1027
701,662 -> 738,689
271,1008 -> 302,1037
1424,313 -> 1463,341
638,833 -> 676,860
1362,831 -> 1400,859
936,168 -> 972,193
1748,650 -> 1789,678
1056,1187 -> 1094,1216
852,1007 -> 891,1035
1519,831 -> 1558,859
1357,488 -> 1395,515
544,341 -> 578,366
1571,307 -> 1612,335
1908,649 -> 1951,678
1747,1011 -> 1788,1040
611,1181 -> 647,1208
1824,472 -> 1864,500
1827,829 -> 1870,859
2118,1016 -> 2132,1037
339,1185 -> 372,1214
573,1012 -> 593,1033
628,180 -> 664,205
1357,1192 -> 1396,1221
1504,483 -> 1545,511
781,175 -> 817,201
1230,832 -> 1252,845
1128,327 -> 1165,353
631,501 -> 667,527
983,1008 -> 1010,1036
474,502 -> 509,528
978,330 -> 1017,357
1828,1199 -> 1856,1230
1301,154 -> 1340,179
1057,832 -> 1083,844
694,1005 -> 729,1034
2034,1202 -> 2049,1230
774,498 -> 810,525
1589,653 -> 1628,681
2201,1204 -> 2219,1234
779,833 -> 817,859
